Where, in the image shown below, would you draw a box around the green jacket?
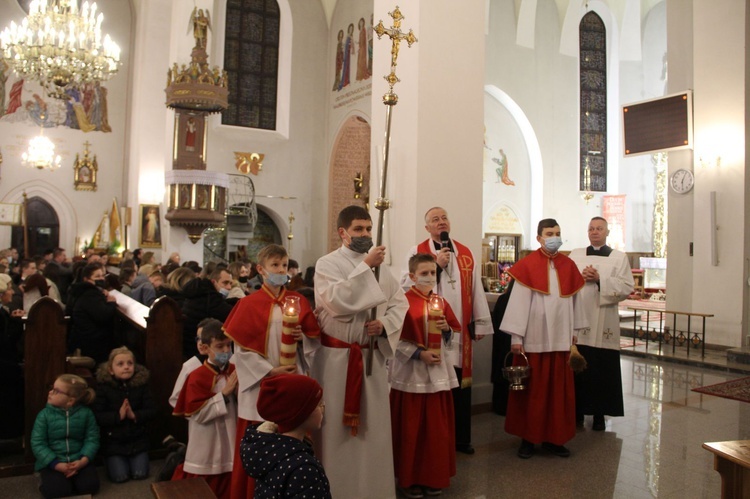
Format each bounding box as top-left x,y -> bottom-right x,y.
31,403 -> 100,471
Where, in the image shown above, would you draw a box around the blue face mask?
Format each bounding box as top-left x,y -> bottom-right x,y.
219,287 -> 230,298
543,236 -> 563,253
265,272 -> 289,287
213,351 -> 231,367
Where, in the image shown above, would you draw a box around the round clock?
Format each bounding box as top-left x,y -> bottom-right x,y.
670,169 -> 694,194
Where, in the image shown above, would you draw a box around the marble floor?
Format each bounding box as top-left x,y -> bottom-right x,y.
2,356 -> 747,498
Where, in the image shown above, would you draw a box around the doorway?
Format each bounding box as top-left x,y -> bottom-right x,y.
11,197 -> 60,257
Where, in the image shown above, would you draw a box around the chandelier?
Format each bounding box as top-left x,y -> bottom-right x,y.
22,132 -> 61,171
0,0 -> 121,99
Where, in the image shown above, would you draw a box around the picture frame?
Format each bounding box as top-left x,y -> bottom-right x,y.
173,110 -> 207,169
0,203 -> 23,226
139,204 -> 162,248
73,142 -> 98,191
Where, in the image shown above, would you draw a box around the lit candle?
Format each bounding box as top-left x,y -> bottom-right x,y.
280,296 -> 300,366
427,294 -> 445,357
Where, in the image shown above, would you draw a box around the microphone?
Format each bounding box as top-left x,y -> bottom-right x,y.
439,231 -> 452,252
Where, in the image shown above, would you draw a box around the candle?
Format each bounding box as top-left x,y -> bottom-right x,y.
427,294 -> 445,357
280,296 -> 300,366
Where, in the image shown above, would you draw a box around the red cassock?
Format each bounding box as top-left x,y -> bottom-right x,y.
223,285 -> 321,499
391,288 -> 461,489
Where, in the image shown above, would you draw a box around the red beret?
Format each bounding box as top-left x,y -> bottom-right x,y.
257,374 -> 323,433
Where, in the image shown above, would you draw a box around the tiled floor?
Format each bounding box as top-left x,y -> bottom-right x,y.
2,356 -> 747,498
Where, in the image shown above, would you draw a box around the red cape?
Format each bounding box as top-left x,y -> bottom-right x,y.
173,361 -> 235,417
507,248 -> 584,297
223,284 -> 320,356
402,287 -> 462,348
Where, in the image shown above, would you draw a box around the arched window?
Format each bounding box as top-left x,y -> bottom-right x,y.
579,11 -> 607,192
222,0 -> 280,130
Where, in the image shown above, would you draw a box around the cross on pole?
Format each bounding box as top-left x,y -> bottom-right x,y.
365,6 -> 417,376
373,6 -> 418,105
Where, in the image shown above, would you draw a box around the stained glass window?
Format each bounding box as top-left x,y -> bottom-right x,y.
579,12 -> 607,192
222,0 -> 280,130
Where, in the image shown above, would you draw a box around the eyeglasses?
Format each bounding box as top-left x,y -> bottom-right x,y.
49,385 -> 71,397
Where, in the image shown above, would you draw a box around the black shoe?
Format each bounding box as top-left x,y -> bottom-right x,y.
593,415 -> 606,431
517,439 -> 534,459
576,415 -> 584,428
398,486 -> 424,499
456,444 -> 475,455
542,442 -> 571,458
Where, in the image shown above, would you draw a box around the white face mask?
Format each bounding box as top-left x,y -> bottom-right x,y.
416,275 -> 437,288
543,236 -> 563,253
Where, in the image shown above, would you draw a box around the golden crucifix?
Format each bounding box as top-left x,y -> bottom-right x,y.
373,6 -> 418,104
366,6 -> 417,376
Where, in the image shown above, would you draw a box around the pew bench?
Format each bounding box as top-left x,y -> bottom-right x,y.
151,478 -> 217,499
703,440 -> 750,498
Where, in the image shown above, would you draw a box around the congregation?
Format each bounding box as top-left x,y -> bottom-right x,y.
0,205 -> 634,499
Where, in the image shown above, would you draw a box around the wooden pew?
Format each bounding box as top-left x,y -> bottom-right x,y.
23,297 -> 68,462
703,440 -> 750,498
152,477 -> 217,498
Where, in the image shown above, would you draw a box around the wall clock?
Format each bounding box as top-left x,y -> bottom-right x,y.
670,169 -> 694,194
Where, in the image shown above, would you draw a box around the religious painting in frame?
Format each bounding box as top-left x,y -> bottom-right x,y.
173,111 -> 207,169
138,204 -> 162,248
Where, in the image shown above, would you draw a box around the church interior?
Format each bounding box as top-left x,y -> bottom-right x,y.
1,0 -> 750,497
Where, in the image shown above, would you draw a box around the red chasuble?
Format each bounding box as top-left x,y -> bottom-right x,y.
402,287 -> 462,348
223,284 -> 320,354
173,361 -> 235,417
417,238 -> 477,386
507,248 -> 584,297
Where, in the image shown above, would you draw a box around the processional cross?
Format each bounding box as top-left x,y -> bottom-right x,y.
366,6 -> 417,376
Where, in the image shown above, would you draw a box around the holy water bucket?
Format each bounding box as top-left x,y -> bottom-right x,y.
502,352 -> 531,391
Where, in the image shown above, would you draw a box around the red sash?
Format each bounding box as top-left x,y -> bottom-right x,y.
321,332 -> 377,437
223,284 -> 320,356
417,238 -> 476,387
507,248 -> 584,297
173,362 -> 235,417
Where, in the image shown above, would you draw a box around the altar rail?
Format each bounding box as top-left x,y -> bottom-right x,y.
15,295 -> 184,473
626,307 -> 714,358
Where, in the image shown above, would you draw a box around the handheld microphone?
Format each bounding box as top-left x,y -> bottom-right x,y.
439,231 -> 451,251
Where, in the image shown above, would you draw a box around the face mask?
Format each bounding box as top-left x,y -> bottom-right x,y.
94,279 -> 106,288
348,235 -> 374,254
239,276 -> 248,284
543,236 -> 563,253
265,272 -> 289,287
416,275 -> 437,288
219,287 -> 230,298
213,351 -> 231,367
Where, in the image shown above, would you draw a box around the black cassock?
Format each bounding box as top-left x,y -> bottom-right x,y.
490,279 -> 514,416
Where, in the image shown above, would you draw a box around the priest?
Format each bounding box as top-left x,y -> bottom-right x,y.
311,205 -> 408,499
500,218 -> 588,459
401,206 -> 493,455
569,217 -> 634,431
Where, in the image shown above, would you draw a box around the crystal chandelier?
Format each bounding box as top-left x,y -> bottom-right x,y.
0,0 -> 121,99
22,132 -> 61,171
